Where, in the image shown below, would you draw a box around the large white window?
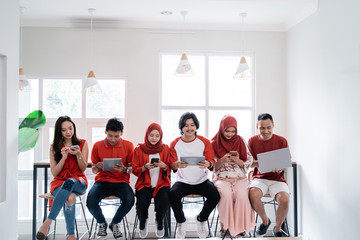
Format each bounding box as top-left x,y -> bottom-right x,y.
18,78 -> 126,220
160,53 -> 255,143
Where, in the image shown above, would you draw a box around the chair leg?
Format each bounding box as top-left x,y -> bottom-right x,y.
132,212 -> 138,240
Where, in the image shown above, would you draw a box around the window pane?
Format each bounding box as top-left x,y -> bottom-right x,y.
161,109 -> 205,145
209,56 -> 252,107
18,149 -> 34,171
18,180 -> 33,220
92,127 -> 106,148
86,80 -> 125,118
161,55 -> 205,106
43,79 -> 82,118
209,110 -> 252,141
19,79 -> 39,118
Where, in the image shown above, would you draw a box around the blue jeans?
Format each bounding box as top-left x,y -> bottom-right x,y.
48,178 -> 87,235
86,182 -> 135,224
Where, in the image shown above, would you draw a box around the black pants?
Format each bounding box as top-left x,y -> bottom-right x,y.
169,180 -> 220,223
135,186 -> 170,229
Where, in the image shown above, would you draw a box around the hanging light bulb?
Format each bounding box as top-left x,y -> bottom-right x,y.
174,11 -> 194,76
234,12 -> 250,80
83,8 -> 101,93
19,6 -> 32,92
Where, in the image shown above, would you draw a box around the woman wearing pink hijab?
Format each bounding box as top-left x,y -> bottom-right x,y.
132,123 -> 172,238
211,115 -> 255,237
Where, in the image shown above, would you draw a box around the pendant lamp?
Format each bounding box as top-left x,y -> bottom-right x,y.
19,6 -> 32,92
234,13 -> 250,80
174,11 -> 194,76
83,8 -> 101,93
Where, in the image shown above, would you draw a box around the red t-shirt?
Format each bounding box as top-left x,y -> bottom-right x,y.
50,139 -> 88,193
132,144 -> 171,197
91,138 -> 134,184
248,134 -> 288,182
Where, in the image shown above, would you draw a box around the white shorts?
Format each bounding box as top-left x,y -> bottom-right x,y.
249,179 -> 289,199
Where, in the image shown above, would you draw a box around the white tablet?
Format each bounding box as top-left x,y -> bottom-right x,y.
257,147 -> 292,173
102,158 -> 123,171
180,156 -> 205,166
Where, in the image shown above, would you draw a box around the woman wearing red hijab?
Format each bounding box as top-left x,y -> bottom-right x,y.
211,115 -> 255,237
132,123 -> 172,238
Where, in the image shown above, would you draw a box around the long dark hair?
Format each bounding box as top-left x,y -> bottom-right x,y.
52,116 -> 80,163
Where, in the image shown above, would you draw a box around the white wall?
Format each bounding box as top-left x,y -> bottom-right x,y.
0,0 -> 19,239
286,0 -> 360,239
23,27 -> 287,144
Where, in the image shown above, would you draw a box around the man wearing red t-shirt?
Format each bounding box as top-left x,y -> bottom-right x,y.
248,113 -> 289,237
86,118 -> 135,239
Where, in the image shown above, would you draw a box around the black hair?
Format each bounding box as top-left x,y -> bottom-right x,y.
53,116 -> 80,163
257,113 -> 274,123
178,112 -> 199,135
106,117 -> 124,132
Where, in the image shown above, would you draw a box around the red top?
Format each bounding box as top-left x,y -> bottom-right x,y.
50,139 -> 88,193
248,134 -> 288,182
132,145 -> 172,197
91,138 -> 134,184
211,114 -> 247,161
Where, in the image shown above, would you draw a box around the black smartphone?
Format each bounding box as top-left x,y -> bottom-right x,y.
151,158 -> 159,164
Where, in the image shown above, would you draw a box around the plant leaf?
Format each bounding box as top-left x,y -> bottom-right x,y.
19,110 -> 46,129
18,127 -> 40,153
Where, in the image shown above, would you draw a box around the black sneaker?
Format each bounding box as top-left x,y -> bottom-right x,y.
97,222 -> 108,237
272,227 -> 285,237
109,222 -> 123,239
256,219 -> 271,235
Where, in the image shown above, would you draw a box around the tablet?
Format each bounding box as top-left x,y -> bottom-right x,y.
180,156 -> 205,166
257,147 -> 292,173
102,158 -> 123,171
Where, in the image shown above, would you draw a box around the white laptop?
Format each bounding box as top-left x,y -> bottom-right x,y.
102,158 -> 122,171
257,147 -> 292,174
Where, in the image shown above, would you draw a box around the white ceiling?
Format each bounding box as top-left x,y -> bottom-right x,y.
19,0 -> 318,32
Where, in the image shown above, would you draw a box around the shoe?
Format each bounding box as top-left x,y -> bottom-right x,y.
139,219 -> 148,238
97,222 -> 108,238
109,222 -> 123,239
155,219 -> 165,238
196,215 -> 209,238
176,220 -> 187,239
256,219 -> 271,235
36,232 -> 48,240
272,227 -> 285,237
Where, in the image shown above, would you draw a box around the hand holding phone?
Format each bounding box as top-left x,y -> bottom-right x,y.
70,145 -> 80,150
229,151 -> 238,156
151,158 -> 159,164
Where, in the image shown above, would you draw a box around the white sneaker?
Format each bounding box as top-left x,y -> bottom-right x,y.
196,217 -> 208,238
139,219 -> 148,239
176,220 -> 187,239
155,219 -> 165,238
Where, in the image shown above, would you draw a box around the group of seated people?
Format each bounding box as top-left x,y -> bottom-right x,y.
36,112 -> 290,240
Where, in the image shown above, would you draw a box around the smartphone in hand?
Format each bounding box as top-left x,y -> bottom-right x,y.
70,145 -> 80,150
151,158 -> 159,164
229,151 -> 238,156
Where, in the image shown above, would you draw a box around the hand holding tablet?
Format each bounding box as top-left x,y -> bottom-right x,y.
102,158 -> 123,171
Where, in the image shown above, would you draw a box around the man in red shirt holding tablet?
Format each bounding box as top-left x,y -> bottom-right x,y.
86,118 -> 135,239
248,113 -> 289,237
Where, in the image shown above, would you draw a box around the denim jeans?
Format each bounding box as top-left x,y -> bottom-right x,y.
86,181 -> 135,224
48,178 -> 87,235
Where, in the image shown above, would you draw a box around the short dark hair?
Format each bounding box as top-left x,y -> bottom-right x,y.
178,112 -> 199,135
106,117 -> 124,132
257,113 -> 273,123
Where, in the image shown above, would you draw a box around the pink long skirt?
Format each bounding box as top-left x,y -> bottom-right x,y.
214,177 -> 255,236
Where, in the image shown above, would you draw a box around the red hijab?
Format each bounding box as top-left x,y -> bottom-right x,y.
139,123 -> 165,154
211,115 -> 242,159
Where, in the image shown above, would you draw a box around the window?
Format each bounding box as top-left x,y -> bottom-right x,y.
160,52 -> 255,221
18,78 -> 126,220
160,53 -> 255,143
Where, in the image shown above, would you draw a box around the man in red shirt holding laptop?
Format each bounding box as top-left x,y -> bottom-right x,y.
248,113 -> 289,237
86,118 -> 135,239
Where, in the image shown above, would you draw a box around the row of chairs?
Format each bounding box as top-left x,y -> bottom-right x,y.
39,193 -> 289,239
